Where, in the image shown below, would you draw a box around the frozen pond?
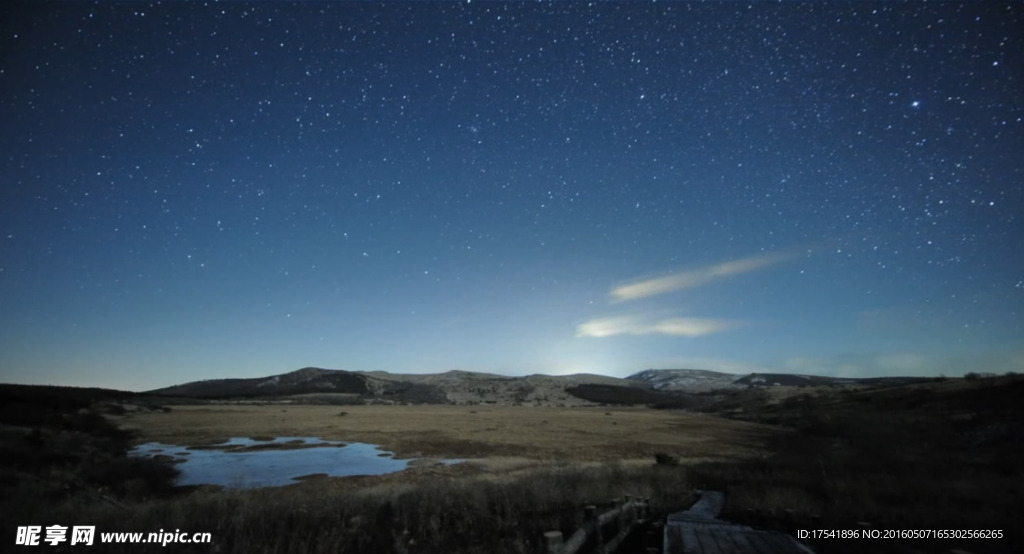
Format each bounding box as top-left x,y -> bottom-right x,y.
130,436 -> 433,488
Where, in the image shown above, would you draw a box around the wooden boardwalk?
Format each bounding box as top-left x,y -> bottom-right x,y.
663,491 -> 815,554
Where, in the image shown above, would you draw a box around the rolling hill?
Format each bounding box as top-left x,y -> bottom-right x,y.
146,367 -> 647,406
144,366 -> 938,406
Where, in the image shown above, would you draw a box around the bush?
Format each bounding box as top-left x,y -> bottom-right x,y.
655,452 -> 680,466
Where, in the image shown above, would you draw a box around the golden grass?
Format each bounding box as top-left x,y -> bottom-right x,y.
17,377 -> 1020,553
73,404 -> 776,552
117,404 -> 777,463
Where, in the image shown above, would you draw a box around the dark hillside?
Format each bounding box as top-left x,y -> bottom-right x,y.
0,384 -> 180,517
690,374 -> 1023,554
565,384 -> 686,406
147,367 -> 370,398
0,384 -> 158,426
732,372 -> 933,388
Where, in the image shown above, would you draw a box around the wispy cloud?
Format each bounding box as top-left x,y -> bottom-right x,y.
576,315 -> 738,338
577,251 -> 791,341
610,252 -> 793,302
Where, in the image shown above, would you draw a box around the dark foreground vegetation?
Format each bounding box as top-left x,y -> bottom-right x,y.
692,374 -> 1023,554
2,384 -> 693,553
0,385 -> 179,504
3,376 -> 1021,553
565,383 -> 689,407
30,464 -> 691,554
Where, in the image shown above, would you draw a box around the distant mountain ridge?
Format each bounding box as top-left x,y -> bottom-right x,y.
147,367 -> 638,406
627,369 -> 745,392
148,367 -> 370,398
146,367 -> 934,406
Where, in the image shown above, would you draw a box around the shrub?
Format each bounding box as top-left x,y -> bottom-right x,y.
654,453 -> 680,466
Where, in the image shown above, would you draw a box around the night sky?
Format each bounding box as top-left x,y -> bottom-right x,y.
1,2 -> 1022,391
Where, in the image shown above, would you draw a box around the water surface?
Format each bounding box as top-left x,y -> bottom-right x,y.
130,436 -> 415,488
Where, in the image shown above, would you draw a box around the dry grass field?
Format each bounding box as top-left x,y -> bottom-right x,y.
117,404 -> 778,466
68,404 -> 783,553
6,378 -> 1020,553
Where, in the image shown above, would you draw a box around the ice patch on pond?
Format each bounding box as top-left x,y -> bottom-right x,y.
129,436 -> 431,488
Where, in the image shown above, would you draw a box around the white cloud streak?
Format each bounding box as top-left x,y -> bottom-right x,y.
576,315 -> 738,338
610,252 -> 793,302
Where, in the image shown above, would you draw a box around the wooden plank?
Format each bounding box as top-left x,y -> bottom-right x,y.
680,524 -> 704,554
685,490 -> 725,519
744,529 -> 812,554
734,529 -> 774,554
722,528 -> 761,554
562,526 -> 589,554
598,505 -> 622,526
738,529 -> 785,554
718,527 -> 765,554
742,528 -> 816,554
664,522 -> 685,554
708,528 -> 740,554
700,528 -> 730,554
663,490 -> 816,554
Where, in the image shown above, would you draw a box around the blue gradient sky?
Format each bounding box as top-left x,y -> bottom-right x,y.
1,2 -> 1022,391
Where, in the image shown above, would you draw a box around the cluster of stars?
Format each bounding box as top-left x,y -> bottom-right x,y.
0,1 -> 1020,386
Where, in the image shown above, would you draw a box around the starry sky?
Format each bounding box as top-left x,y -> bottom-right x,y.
1,2 -> 1022,391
